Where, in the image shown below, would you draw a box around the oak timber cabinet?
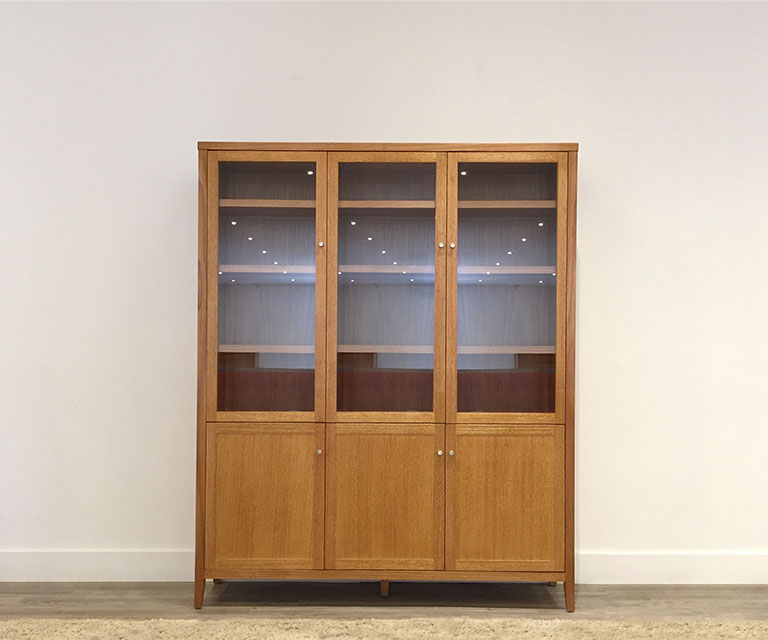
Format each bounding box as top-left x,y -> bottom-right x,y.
196,142 -> 577,610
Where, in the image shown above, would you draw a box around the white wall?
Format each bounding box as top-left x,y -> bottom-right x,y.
1,2 -> 766,584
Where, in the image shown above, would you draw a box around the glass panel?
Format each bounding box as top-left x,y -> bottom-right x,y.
217,161 -> 316,411
337,163 -> 436,412
457,162 -> 557,413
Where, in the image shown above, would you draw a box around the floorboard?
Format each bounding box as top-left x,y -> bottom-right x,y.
0,583 -> 766,620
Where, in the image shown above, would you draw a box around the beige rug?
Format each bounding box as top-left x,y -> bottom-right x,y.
1,618 -> 766,639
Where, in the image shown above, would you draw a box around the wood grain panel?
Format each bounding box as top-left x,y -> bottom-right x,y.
205,423 -> 324,570
326,423 -> 444,570
446,424 -> 564,572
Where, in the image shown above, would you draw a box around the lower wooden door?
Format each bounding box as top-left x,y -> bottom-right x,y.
205,423 -> 325,570
446,424 -> 565,571
325,423 -> 444,569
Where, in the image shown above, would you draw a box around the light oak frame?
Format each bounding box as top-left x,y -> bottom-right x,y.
196,143 -> 577,612
205,151 -> 328,423
446,151 -> 568,425
325,152 -> 446,423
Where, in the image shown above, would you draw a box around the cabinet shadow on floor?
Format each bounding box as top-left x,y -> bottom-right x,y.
206,580 -> 561,609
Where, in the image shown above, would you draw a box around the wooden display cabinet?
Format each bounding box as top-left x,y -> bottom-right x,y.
196,142 -> 578,611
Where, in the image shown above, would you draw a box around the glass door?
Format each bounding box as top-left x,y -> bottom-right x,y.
207,151 -> 326,421
327,153 -> 446,422
447,152 -> 567,423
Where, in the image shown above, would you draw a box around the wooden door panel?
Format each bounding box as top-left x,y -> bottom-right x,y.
205,423 -> 324,570
447,424 -> 564,571
326,423 -> 444,570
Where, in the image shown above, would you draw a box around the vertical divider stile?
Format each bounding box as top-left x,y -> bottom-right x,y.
326,156 -> 339,423
445,154 -> 459,423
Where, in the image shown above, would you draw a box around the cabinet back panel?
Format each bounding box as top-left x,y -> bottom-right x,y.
219,162 -> 316,200
458,163 -> 556,201
339,163 -> 435,200
218,214 -> 315,265
218,284 -> 315,346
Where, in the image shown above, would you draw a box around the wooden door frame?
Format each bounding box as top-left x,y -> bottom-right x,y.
325,152 -> 447,423
205,150 -> 328,423
325,423 -> 445,570
445,423 -> 565,572
446,151 -> 568,425
204,422 -> 325,571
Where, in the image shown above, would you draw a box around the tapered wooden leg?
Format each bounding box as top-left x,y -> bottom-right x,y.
380,581 -> 389,597
194,575 -> 205,609
564,579 -> 575,612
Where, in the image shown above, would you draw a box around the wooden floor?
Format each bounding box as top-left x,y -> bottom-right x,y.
1,582 -> 767,620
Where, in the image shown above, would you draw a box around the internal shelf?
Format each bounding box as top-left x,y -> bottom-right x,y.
459,200 -> 556,209
219,345 -> 555,355
219,265 -> 315,273
458,266 -> 556,275
339,265 -> 434,274
219,345 -> 314,354
337,265 -> 554,274
220,199 -> 316,208
339,200 -> 435,209
338,345 -> 433,354
458,346 -> 555,354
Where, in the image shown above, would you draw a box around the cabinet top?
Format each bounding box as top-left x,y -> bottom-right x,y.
197,142 -> 579,152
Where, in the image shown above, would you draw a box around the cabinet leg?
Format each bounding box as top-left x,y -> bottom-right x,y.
380,580 -> 389,597
564,579 -> 575,612
194,575 -> 205,609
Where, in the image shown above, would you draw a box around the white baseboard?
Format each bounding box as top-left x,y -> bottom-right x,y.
0,550 -> 194,581
1,550 -> 767,583
577,551 -> 768,584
